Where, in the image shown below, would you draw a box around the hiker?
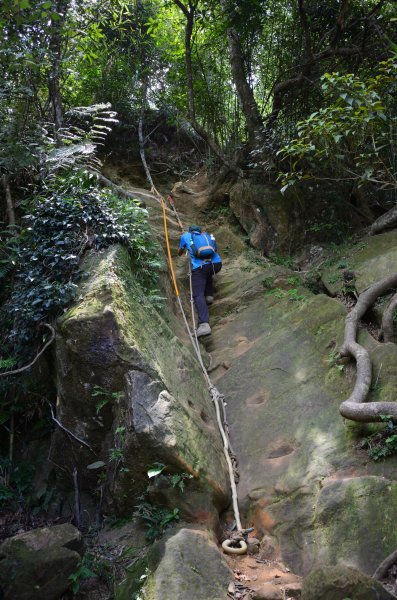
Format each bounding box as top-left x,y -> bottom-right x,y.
178,225 -> 222,337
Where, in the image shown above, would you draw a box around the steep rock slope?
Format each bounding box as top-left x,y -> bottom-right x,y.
51,165 -> 397,597
52,245 -> 230,522
152,177 -> 397,578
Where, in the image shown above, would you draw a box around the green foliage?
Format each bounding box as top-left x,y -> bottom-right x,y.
278,57 -> 397,192
261,276 -> 275,290
326,349 -> 345,373
168,472 -> 193,493
146,463 -> 193,492
132,463 -> 192,541
109,424 -> 127,466
0,457 -> 35,510
92,386 -> 123,415
265,287 -> 307,303
269,253 -> 294,268
1,171 -> 159,363
361,415 -> 397,461
133,501 -> 180,542
68,557 -> 97,595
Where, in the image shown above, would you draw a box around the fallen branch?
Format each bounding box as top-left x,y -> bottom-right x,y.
0,324 -> 55,377
339,273 -> 397,422
96,173 -> 148,205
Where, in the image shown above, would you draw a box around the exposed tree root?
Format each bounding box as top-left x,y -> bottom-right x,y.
339,273 -> 397,423
373,548 -> 397,581
381,292 -> 397,342
369,206 -> 397,235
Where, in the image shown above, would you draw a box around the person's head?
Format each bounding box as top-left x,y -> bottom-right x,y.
189,225 -> 202,233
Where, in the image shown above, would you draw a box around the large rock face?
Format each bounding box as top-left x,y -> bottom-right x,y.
204,239 -> 397,577
0,524 -> 83,600
229,180 -> 350,254
322,229 -> 397,296
52,245 -> 229,521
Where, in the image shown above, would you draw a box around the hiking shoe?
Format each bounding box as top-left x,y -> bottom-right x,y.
197,323 -> 211,337
206,295 -> 214,304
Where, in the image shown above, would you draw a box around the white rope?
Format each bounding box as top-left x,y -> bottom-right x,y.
159,189 -> 247,553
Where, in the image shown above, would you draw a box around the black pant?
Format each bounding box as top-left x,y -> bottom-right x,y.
191,262 -> 222,324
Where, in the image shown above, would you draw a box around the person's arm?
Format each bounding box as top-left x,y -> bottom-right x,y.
178,247 -> 184,256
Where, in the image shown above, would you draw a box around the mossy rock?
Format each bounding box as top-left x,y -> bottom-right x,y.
53,245 -> 229,520
302,564 -> 395,600
0,524 -> 83,600
143,527 -> 231,600
321,230 -> 397,296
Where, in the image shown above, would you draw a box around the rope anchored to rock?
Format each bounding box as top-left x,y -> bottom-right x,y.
159,193 -> 248,555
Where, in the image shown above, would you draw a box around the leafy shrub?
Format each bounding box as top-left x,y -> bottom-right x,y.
1,171 -> 160,363
134,501 -> 179,542
361,415 -> 397,461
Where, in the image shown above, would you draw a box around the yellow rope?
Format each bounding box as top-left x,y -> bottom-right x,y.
156,188 -> 247,553
161,197 -> 180,297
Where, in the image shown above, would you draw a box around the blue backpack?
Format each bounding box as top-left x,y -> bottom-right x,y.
190,231 -> 216,260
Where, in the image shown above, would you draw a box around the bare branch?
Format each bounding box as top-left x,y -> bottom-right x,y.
0,324 -> 55,378
49,402 -> 94,452
297,0 -> 313,59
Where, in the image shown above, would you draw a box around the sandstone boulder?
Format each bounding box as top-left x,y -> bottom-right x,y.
0,524 -> 83,600
52,246 -> 229,522
302,564 -> 394,600
144,527 -> 231,600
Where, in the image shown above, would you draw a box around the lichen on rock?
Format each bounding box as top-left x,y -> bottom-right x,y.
52,245 -> 229,521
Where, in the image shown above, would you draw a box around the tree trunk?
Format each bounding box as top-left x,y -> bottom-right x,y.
172,0 -> 238,172
138,77 -> 155,191
48,0 -> 69,145
220,1 -> 264,147
2,174 -> 15,226
381,292 -> 397,342
185,5 -> 195,121
226,29 -> 264,146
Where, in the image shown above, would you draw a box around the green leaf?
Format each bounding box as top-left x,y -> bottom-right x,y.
280,184 -> 289,194
86,461 -> 106,470
147,464 -> 165,478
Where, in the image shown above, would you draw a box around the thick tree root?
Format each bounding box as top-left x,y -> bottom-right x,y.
369,206 -> 397,235
339,273 -> 397,423
373,548 -> 397,581
381,292 -> 397,342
